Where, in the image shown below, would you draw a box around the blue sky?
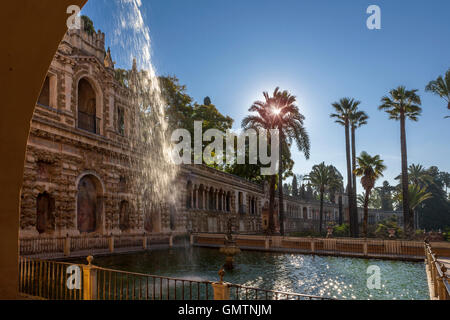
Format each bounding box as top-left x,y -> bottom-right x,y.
82,0 -> 450,191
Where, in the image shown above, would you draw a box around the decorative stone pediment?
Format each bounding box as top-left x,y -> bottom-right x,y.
104,47 -> 115,69
58,42 -> 73,55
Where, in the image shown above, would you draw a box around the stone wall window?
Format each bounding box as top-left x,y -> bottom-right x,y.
37,74 -> 57,108
77,78 -> 98,134
36,192 -> 55,234
117,106 -> 125,136
37,76 -> 50,107
119,200 -> 130,231
119,176 -> 126,193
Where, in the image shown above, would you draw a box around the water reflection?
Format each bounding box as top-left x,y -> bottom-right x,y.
71,247 -> 428,300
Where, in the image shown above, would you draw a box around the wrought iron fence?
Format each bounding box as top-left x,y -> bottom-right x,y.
228,284 -> 333,300
19,257 -> 84,300
94,266 -> 214,300
78,111 -> 100,134
19,256 -> 331,300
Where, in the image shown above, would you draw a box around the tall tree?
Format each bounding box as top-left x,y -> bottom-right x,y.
378,180 -> 395,211
417,166 -> 450,230
425,68 -> 450,118
330,97 -> 360,236
395,163 -> 433,188
306,163 -> 340,233
244,87 -> 310,235
394,185 -> 432,230
354,152 -> 386,237
242,89 -> 309,234
292,175 -> 299,197
379,86 -> 422,236
350,110 -> 369,212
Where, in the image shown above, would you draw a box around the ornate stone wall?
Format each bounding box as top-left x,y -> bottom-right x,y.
19,21 -> 397,240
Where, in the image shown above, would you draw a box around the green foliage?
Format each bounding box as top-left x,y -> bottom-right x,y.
417,166 -> 450,230
375,217 -> 403,239
292,175 -> 298,197
425,68 -> 450,117
378,86 -> 422,121
333,224 -> 350,237
81,15 -> 95,35
443,227 -> 450,242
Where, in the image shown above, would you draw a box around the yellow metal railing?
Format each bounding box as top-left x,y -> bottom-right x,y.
19,256 -> 330,300
425,241 -> 450,300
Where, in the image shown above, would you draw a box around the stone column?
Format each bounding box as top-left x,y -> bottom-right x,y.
215,191 -> 219,211
194,187 -> 198,209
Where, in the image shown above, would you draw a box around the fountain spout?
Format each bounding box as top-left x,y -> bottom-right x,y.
219,218 -> 241,270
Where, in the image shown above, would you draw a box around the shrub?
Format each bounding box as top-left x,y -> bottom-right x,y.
333,224 -> 350,237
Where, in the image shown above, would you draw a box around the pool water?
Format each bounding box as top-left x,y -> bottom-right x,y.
72,247 -> 428,300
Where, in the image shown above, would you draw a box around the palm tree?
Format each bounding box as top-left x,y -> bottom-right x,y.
394,184 -> 432,230
268,87 -> 310,235
242,88 -> 310,235
425,68 -> 450,118
305,163 -> 340,233
354,151 -> 386,237
395,164 -> 433,188
350,110 -> 369,217
330,97 -> 360,237
379,86 -> 422,236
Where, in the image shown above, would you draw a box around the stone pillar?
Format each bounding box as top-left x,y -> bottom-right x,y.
203,190 -> 207,210
143,235 -> 147,250
212,282 -> 230,300
190,234 -> 194,245
215,191 -> 219,211
265,237 -> 270,249
169,234 -> 173,247
311,239 -> 315,253
82,256 -> 97,300
363,241 -> 368,256
109,235 -> 114,253
194,187 -> 198,209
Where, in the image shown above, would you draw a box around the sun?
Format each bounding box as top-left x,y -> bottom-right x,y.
271,107 -> 281,115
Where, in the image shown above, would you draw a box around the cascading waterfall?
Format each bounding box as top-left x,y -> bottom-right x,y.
112,0 -> 179,231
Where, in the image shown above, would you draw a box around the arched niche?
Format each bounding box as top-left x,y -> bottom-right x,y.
76,174 -> 104,234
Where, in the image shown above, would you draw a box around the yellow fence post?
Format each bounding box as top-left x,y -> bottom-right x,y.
143,235 -> 147,250
169,235 -> 173,248
363,241 -> 368,257
82,256 -> 97,300
109,235 -> 114,253
212,269 -> 230,300
64,235 -> 71,257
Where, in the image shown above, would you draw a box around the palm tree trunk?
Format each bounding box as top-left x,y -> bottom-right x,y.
319,190 -> 324,234
268,175 -> 276,234
363,189 -> 370,237
400,114 -> 411,236
351,125 -> 358,214
278,127 -> 284,236
345,123 -> 356,237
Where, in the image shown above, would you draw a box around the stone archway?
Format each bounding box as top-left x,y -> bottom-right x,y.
76,174 -> 103,234
1,0 -> 88,298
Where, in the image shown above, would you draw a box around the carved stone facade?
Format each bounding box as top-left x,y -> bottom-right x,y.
20,21 -> 397,240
